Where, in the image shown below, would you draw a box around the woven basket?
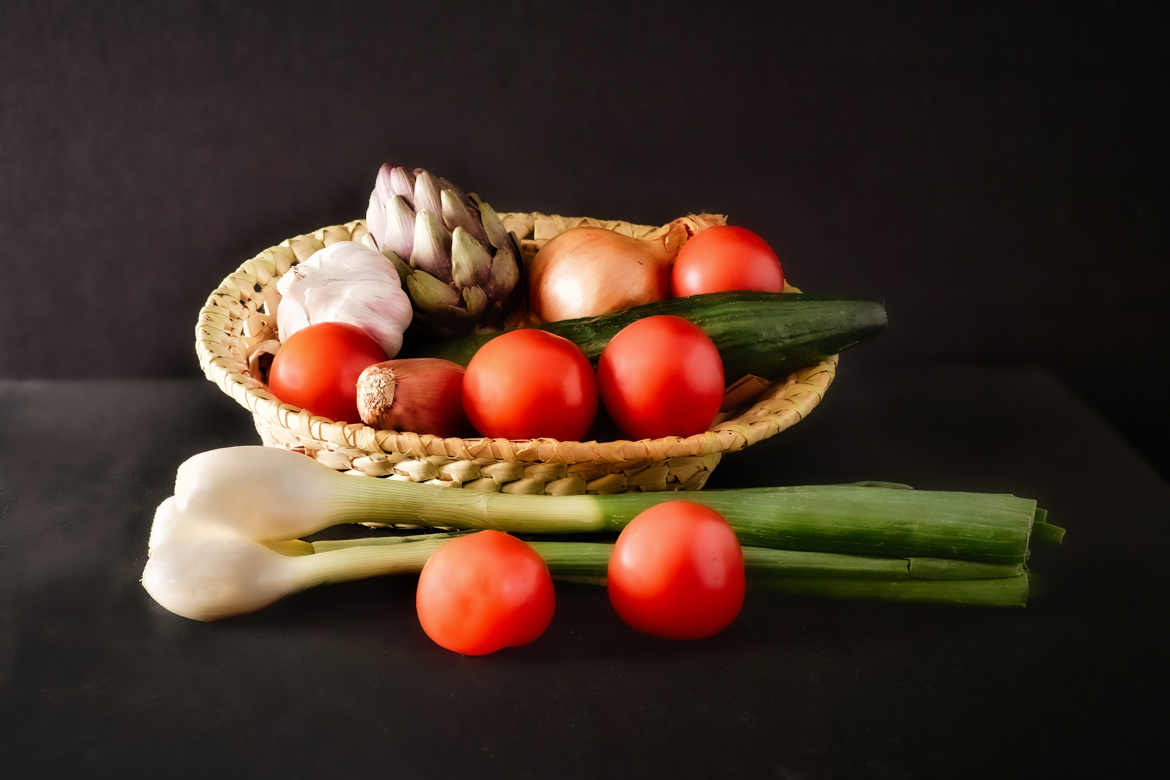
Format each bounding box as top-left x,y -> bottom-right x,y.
195,213 -> 838,495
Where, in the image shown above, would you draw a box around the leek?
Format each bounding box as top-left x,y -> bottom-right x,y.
142,447 -> 1059,620
178,447 -> 1054,565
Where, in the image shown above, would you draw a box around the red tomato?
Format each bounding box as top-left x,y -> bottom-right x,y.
416,531 -> 556,656
596,315 -> 723,440
672,225 -> 784,296
462,329 -> 598,440
268,322 -> 387,422
607,501 -> 745,640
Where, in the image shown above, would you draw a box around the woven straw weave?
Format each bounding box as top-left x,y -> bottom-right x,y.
195,214 -> 838,494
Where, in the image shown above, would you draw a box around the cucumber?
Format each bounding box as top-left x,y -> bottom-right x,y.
416,292 -> 887,381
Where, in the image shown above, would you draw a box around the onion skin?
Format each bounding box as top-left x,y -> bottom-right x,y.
528,226 -> 684,322
357,359 -> 468,437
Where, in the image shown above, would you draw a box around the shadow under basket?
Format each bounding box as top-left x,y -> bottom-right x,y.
194,213 -> 838,495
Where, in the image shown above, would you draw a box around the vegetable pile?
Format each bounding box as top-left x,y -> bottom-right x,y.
259,162 -> 886,439
145,162 -> 1066,653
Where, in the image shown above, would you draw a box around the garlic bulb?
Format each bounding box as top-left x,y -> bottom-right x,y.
276,241 -> 413,357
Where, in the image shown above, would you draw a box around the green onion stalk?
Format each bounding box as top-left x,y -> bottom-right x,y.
178,447 -> 1061,565
335,481 -> 1052,565
143,447 -> 1061,619
307,534 -> 1031,608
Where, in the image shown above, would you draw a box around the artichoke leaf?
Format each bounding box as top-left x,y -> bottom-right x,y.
411,210 -> 452,282
407,268 -> 461,310
451,227 -> 493,288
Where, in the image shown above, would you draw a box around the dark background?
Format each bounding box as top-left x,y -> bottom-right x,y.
1,1 -> 1166,474
3,3 -> 1169,778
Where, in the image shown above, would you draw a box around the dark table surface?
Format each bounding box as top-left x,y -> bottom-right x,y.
2,364 -> 1167,779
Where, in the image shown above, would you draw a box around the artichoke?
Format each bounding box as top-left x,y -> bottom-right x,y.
365,163 -> 521,334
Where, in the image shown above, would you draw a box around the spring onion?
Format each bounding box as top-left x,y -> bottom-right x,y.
176,447 -> 1057,564
142,497 -> 1031,621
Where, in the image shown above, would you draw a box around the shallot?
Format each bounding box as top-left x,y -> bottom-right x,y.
357,358 -> 468,436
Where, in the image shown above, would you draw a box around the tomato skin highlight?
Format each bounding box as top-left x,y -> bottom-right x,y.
671,225 -> 784,296
607,501 -> 745,640
462,329 -> 598,441
596,315 -> 724,440
268,322 -> 388,423
416,531 -> 556,656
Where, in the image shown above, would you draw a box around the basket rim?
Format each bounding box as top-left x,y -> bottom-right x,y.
195,216 -> 838,465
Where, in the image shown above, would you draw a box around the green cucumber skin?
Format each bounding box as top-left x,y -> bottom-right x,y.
417,293 -> 888,380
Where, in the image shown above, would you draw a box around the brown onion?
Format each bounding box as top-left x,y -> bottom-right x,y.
356,358 -> 467,437
528,224 -> 689,322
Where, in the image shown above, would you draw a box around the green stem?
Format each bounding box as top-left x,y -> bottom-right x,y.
608,487 -> 1039,565
331,477 -> 607,534
749,575 -> 1029,607
295,533 -> 455,587
906,557 -> 1024,580
530,542 -> 1025,582
1031,508 -> 1065,545
538,542 -> 1030,606
302,533 -> 1029,606
327,479 -> 1046,565
309,531 -> 470,552
308,535 -> 1020,581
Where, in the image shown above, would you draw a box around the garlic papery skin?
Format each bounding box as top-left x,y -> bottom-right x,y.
276,241 -> 413,357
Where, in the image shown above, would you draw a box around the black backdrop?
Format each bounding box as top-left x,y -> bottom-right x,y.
1,0 -> 1166,474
